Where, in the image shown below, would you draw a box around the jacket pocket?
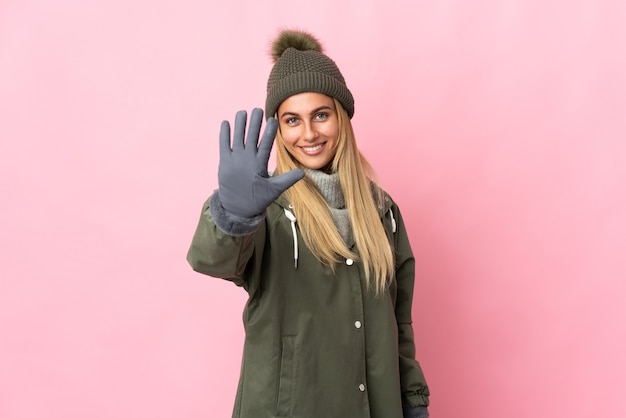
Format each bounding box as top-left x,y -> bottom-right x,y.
276,336 -> 296,417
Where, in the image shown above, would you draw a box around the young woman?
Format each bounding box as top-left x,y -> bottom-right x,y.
188,29 -> 430,418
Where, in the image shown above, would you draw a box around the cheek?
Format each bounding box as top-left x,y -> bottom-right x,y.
281,135 -> 296,149
285,136 -> 304,152
324,125 -> 340,142
278,127 -> 296,146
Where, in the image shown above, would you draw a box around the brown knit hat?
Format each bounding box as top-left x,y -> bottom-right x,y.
265,30 -> 355,119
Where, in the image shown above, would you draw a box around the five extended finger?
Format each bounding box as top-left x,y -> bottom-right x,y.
232,110 -> 248,151
246,108 -> 264,153
257,117 -> 278,163
269,168 -> 305,194
219,120 -> 232,160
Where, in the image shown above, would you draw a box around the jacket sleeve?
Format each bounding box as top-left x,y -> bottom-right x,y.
186,192 -> 265,289
392,204 -> 431,408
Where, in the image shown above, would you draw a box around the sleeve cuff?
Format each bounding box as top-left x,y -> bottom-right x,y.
209,191 -> 265,236
402,404 -> 429,418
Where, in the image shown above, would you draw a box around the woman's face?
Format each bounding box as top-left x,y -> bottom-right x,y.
277,92 -> 339,170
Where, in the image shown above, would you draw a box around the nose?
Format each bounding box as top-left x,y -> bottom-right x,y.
302,121 -> 318,142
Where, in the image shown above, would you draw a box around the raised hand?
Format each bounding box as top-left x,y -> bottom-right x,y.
217,108 -> 304,218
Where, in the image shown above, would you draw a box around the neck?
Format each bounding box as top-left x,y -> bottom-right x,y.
304,168 -> 344,209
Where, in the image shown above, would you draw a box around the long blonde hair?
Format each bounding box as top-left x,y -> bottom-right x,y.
274,98 -> 395,294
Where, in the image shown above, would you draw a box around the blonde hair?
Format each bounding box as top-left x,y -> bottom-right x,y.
274,98 -> 394,294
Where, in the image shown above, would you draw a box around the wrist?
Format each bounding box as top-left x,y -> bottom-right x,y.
209,191 -> 265,236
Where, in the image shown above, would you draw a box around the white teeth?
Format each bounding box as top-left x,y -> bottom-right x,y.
302,144 -> 323,152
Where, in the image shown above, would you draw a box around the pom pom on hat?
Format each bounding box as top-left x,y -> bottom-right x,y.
270,30 -> 324,63
265,29 -> 354,119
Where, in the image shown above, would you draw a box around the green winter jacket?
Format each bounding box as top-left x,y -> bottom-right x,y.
187,191 -> 430,418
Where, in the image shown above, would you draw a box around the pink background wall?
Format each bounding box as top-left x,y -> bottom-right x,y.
1,1 -> 625,417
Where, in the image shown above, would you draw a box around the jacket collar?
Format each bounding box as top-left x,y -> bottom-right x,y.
275,186 -> 393,216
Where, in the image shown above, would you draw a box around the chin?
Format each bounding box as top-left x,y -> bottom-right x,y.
303,161 -> 330,170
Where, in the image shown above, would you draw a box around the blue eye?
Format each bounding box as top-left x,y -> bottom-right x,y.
315,113 -> 328,120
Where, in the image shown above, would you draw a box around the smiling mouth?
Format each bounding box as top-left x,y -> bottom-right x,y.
300,143 -> 324,154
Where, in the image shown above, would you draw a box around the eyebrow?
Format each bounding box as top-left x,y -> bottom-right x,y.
279,105 -> 334,118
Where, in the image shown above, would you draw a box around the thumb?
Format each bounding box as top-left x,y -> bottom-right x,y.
268,168 -> 305,193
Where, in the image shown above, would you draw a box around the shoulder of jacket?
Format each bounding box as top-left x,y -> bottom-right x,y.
371,183 -> 394,215
274,193 -> 291,210
265,194 -> 292,226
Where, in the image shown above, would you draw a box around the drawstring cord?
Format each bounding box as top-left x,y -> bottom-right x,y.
284,206 -> 394,269
284,208 -> 298,268
388,208 -> 397,233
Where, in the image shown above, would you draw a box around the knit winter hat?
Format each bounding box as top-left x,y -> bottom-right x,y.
265,30 -> 355,119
